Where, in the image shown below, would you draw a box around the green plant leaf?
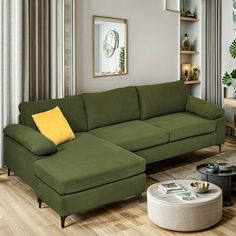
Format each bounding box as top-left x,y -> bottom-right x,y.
231,69 -> 236,78
230,39 -> 236,59
222,72 -> 232,86
223,71 -> 230,78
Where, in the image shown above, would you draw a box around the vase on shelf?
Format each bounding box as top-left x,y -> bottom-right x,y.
181,34 -> 191,51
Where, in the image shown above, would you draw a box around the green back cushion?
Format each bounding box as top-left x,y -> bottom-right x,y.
19,96 -> 87,132
82,87 -> 140,130
137,80 -> 187,120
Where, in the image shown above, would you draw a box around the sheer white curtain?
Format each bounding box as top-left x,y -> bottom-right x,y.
0,0 -> 23,166
50,0 -> 75,98
205,0 -> 222,106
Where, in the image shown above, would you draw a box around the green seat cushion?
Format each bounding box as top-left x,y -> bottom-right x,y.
89,120 -> 169,151
19,96 -> 87,132
82,87 -> 140,130
136,80 -> 187,120
34,133 -> 145,195
146,112 -> 216,142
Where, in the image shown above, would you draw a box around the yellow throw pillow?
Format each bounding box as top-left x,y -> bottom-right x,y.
32,106 -> 75,145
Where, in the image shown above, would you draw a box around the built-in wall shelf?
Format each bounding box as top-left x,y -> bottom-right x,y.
180,17 -> 199,22
179,0 -> 203,97
180,51 -> 199,54
184,80 -> 201,85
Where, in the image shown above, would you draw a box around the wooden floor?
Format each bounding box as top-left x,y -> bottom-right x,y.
0,136 -> 236,236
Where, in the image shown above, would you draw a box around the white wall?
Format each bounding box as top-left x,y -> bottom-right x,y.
75,0 -> 179,93
222,0 -> 236,98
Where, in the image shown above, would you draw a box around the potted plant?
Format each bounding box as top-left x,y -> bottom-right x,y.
192,67 -> 199,81
119,47 -> 125,73
222,39 -> 236,98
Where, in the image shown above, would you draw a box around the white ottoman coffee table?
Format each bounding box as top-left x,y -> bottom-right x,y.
147,180 -> 222,232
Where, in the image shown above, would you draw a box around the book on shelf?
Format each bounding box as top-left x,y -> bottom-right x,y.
158,182 -> 185,194
175,191 -> 198,201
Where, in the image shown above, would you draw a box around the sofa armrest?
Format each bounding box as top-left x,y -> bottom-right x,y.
185,95 -> 225,120
216,117 -> 225,145
4,124 -> 57,156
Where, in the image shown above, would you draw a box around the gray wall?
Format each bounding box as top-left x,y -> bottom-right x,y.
75,0 -> 180,93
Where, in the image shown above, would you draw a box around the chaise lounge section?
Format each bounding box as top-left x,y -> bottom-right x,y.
3,81 -> 225,228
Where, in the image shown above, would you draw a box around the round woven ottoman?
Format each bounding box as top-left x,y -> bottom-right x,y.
147,180 -> 222,232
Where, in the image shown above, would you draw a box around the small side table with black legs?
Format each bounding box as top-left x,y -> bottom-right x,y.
197,164 -> 236,207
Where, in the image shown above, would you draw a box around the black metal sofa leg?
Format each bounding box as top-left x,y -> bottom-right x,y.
219,145 -> 222,153
37,197 -> 42,208
37,197 -> 67,229
7,168 -> 11,176
60,216 -> 67,229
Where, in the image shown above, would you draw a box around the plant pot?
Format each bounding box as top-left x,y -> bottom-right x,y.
233,92 -> 236,99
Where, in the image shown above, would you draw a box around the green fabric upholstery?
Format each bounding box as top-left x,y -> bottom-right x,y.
89,120 -> 169,151
135,132 -> 216,164
34,133 -> 145,195
36,173 -> 146,217
82,87 -> 140,130
146,112 -> 216,142
4,136 -> 41,188
136,80 -> 187,120
3,81 -> 226,225
4,124 -> 57,156
19,95 -> 87,132
185,95 -> 225,120
216,117 -> 226,145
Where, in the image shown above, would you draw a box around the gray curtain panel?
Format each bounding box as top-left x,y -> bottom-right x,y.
23,0 -> 50,101
205,0 -> 222,106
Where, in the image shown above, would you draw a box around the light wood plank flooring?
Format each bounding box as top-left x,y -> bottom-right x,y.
0,136 -> 236,236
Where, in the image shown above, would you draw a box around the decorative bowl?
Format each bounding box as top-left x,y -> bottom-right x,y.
190,182 -> 209,193
206,163 -> 219,174
218,163 -> 233,172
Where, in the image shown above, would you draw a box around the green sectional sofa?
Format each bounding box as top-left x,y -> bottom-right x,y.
3,81 -> 225,228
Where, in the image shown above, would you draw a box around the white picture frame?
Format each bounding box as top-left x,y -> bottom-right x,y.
164,0 -> 180,13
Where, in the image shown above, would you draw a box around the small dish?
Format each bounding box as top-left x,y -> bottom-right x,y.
190,182 -> 209,193
206,163 -> 219,174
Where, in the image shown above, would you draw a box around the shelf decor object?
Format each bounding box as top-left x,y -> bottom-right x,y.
181,34 -> 191,51
180,0 -> 196,18
181,63 -> 191,81
192,66 -> 200,81
164,0 -> 180,13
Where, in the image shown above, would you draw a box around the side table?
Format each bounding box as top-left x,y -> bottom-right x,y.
197,164 -> 236,206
